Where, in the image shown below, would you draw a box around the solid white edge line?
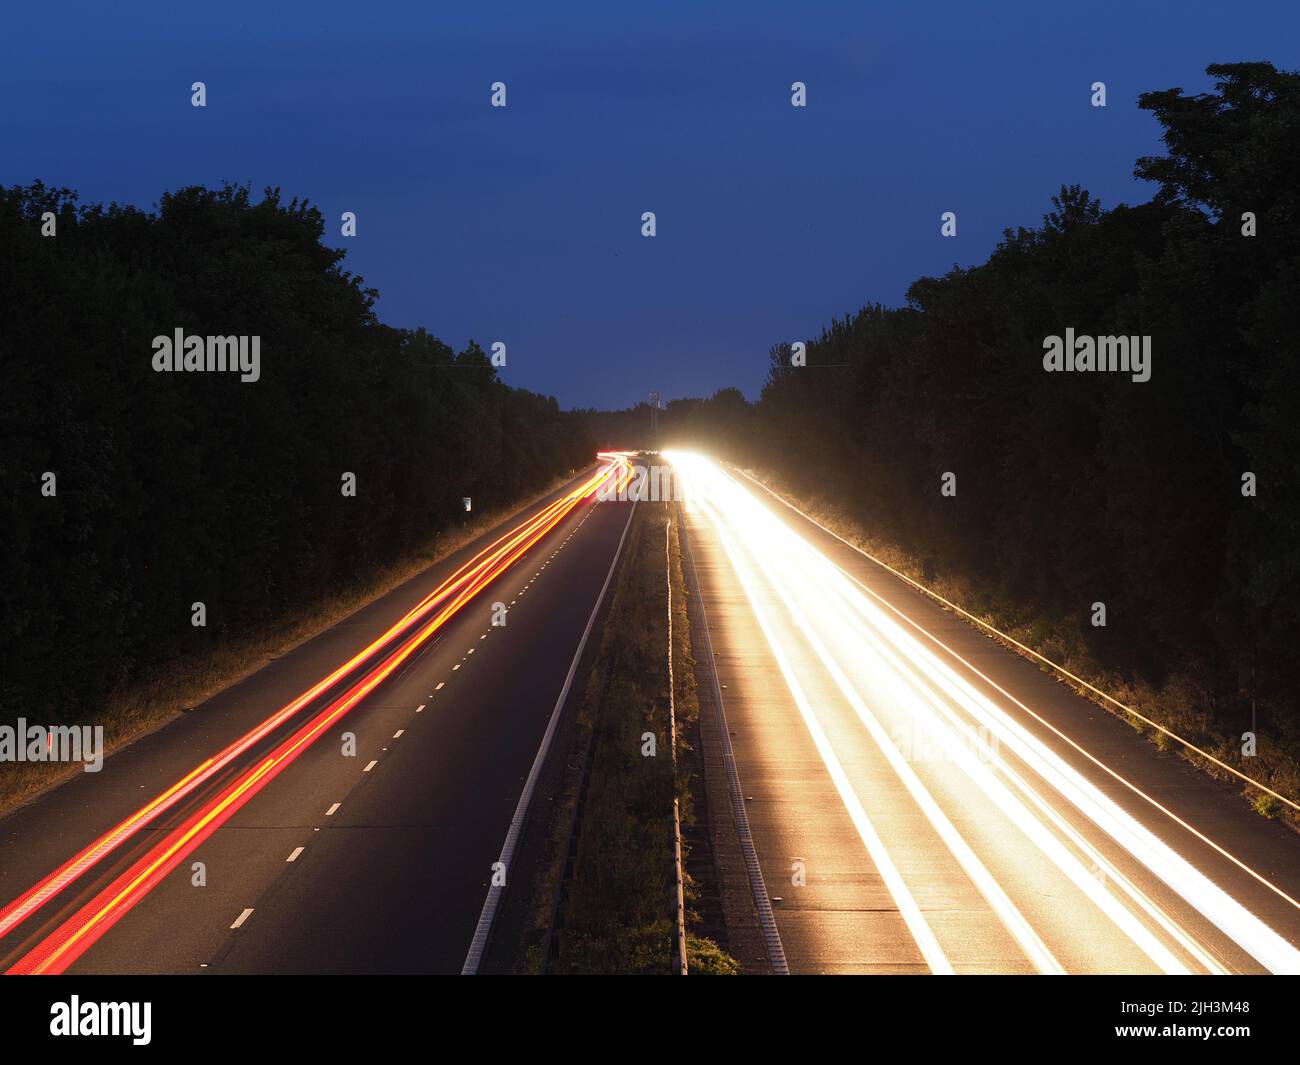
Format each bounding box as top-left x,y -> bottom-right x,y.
461,496 -> 638,975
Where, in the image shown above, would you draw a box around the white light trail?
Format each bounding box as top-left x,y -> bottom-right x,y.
669,451 -> 1300,975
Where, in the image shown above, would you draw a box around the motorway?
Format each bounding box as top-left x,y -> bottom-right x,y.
671,451 -> 1300,975
0,456 -> 635,974
7,445 -> 1300,977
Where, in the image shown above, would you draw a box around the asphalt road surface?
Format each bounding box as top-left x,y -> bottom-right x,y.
0,459 -> 634,974
9,447 -> 1299,977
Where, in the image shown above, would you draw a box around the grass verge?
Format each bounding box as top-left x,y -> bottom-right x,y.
531,500 -> 735,974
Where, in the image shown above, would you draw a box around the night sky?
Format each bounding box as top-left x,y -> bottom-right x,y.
4,1 -> 1297,409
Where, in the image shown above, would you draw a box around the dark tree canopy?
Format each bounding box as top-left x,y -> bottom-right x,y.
627,63 -> 1300,757
0,183 -> 594,723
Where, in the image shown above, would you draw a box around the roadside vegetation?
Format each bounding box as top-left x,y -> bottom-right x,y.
540,501 -> 736,974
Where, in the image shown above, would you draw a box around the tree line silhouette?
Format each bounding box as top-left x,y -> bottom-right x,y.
596,63 -> 1300,771
1,183 -> 593,725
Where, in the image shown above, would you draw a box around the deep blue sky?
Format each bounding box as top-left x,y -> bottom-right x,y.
3,2 -> 1296,409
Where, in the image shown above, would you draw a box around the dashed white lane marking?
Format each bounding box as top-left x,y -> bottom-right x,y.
319,506 -> 581,750
393,729 -> 404,738
453,664 -> 461,671
363,760 -> 378,772
286,847 -> 304,863
326,802 -> 341,816
231,908 -> 254,929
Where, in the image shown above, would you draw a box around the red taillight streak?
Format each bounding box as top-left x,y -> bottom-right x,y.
10,502 -> 553,975
0,460 -> 625,953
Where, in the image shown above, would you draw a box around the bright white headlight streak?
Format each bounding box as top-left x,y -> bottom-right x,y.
787,548 -> 1200,974
811,549 -> 1300,973
802,564 -> 1224,973
701,491 -> 953,974
669,451 -> 1300,975
895,627 -> 1300,973
743,464 -> 1300,926
714,495 -> 1064,973
693,468 -> 1170,972
734,492 -> 1202,972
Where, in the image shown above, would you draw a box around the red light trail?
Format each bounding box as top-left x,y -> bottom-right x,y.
2,455 -> 633,975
